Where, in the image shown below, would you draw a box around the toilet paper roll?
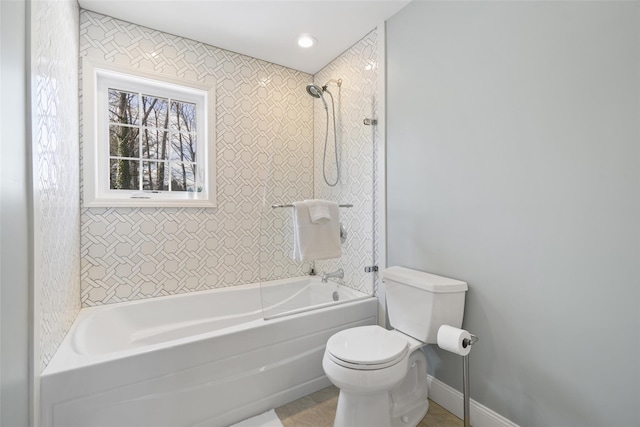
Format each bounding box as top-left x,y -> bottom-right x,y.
437,325 -> 472,356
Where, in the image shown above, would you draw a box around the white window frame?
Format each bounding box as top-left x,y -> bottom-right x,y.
82,58 -> 216,207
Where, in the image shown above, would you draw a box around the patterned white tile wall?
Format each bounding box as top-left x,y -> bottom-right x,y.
259,30 -> 381,289
258,142 -> 315,281
31,0 -> 82,370
314,30 -> 380,294
79,11 -> 314,305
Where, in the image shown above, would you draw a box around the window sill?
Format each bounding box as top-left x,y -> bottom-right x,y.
84,196 -> 216,208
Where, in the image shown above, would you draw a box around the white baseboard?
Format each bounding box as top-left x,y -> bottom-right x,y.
427,375 -> 519,427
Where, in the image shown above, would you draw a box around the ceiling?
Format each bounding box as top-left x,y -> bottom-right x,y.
77,0 -> 411,75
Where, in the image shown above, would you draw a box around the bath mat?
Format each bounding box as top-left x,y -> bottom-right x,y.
230,410 -> 284,427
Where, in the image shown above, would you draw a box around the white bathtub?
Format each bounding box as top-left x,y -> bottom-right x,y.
41,277 -> 377,427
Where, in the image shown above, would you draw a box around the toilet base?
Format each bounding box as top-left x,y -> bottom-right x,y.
331,350 -> 429,427
390,398 -> 428,427
333,390 -> 428,427
390,349 -> 429,427
334,390 -> 391,427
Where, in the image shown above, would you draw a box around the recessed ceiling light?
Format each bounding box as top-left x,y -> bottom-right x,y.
297,34 -> 317,48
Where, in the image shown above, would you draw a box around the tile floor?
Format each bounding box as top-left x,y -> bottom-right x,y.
275,385 -> 463,427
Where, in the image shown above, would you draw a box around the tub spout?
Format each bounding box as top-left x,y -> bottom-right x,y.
321,269 -> 344,283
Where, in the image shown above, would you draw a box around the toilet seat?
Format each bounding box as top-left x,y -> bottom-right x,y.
326,325 -> 409,370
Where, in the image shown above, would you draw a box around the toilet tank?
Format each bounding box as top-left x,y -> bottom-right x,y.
383,266 -> 468,344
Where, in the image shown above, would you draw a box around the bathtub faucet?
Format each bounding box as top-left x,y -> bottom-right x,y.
321,269 -> 344,283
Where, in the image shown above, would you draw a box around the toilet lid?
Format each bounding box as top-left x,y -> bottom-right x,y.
327,325 -> 408,368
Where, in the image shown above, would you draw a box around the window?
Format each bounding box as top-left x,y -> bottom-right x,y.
83,59 -> 215,207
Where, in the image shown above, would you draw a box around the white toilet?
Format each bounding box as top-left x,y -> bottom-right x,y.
322,266 -> 468,427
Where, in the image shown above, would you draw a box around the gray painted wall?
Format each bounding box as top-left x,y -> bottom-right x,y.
386,2 -> 639,426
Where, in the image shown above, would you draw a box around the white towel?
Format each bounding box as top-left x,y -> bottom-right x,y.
306,199 -> 332,223
292,200 -> 341,261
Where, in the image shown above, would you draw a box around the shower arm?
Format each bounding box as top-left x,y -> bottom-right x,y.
322,79 -> 342,91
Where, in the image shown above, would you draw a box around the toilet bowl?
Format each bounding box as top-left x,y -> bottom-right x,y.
322,266 -> 468,427
322,325 -> 429,427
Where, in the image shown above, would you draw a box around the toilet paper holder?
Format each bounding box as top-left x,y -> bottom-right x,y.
462,334 -> 479,349
462,334 -> 478,427
437,326 -> 478,427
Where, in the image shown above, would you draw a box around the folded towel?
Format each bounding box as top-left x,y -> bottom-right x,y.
306,199 -> 332,223
292,200 -> 341,261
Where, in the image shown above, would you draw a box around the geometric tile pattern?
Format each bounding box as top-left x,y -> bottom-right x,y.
259,142 -> 315,281
314,30 -> 379,295
80,11 -> 314,305
32,0 -> 82,370
79,11 -> 381,307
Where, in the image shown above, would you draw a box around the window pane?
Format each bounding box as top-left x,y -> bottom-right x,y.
141,95 -> 169,129
142,128 -> 169,160
109,125 -> 139,158
110,159 -> 140,190
170,132 -> 197,163
170,162 -> 196,192
171,100 -> 197,133
108,89 -> 139,125
142,161 -> 169,191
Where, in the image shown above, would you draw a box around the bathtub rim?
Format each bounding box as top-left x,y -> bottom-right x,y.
43,280 -> 374,376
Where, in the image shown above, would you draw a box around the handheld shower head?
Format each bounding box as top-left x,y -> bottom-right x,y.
307,82 -> 340,187
306,84 -> 328,110
306,84 -> 322,98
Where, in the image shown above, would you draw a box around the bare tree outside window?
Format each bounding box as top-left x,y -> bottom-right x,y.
108,88 -> 198,192
108,90 -> 139,190
170,101 -> 198,191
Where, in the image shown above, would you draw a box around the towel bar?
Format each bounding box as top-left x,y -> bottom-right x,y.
271,203 -> 353,209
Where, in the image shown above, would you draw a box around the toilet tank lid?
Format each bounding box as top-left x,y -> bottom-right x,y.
383,266 -> 468,293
